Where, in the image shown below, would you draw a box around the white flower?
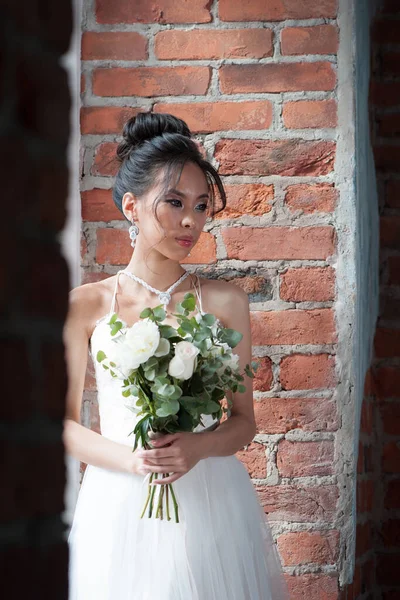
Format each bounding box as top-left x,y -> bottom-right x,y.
154,338 -> 170,357
168,341 -> 200,380
107,318 -> 160,375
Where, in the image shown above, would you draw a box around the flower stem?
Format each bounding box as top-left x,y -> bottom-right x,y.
148,473 -> 157,518
140,472 -> 154,519
169,482 -> 179,523
165,478 -> 171,521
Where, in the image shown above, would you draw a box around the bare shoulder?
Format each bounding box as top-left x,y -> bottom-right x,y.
197,276 -> 249,323
66,275 -> 117,335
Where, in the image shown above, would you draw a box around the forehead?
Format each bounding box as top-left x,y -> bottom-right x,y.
153,161 -> 210,198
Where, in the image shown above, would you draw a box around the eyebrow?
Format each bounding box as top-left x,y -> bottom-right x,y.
166,188 -> 210,200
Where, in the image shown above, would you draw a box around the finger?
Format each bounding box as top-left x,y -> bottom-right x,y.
152,472 -> 183,484
151,433 -> 181,447
138,447 -> 177,460
145,465 -> 179,474
143,457 -> 176,466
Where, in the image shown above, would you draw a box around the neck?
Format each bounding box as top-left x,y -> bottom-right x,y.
124,246 -> 187,291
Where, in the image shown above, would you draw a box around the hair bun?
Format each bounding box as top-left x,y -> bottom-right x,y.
116,112 -> 192,161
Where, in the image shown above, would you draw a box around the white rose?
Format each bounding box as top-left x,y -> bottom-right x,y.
154,338 -> 170,357
168,341 -> 200,380
108,318 -> 160,374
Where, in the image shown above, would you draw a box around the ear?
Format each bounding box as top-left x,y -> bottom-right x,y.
121,192 -> 138,222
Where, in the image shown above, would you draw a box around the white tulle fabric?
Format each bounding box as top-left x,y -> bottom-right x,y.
68,275 -> 289,599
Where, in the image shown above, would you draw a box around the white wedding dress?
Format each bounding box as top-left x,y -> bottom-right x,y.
67,270 -> 289,599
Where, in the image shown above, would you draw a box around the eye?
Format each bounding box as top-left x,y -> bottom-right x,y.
166,199 -> 182,208
196,203 -> 208,212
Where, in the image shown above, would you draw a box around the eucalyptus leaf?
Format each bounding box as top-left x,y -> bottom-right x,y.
153,306 -> 166,321
156,399 -> 180,417
158,325 -> 178,339
108,313 -> 118,325
140,308 -> 152,319
111,321 -> 123,336
218,328 -> 243,348
96,350 -> 106,363
202,313 -> 216,326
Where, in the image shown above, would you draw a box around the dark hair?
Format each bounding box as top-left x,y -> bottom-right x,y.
112,112 -> 226,221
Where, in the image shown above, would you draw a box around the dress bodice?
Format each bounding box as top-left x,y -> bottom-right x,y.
89,270 -> 219,447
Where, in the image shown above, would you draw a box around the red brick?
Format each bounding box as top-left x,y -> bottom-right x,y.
357,480 -> 374,513
374,328 -> 400,358
222,226 -> 336,260
81,73 -> 85,95
370,82 -> 400,107
382,52 -> 400,77
92,142 -> 119,177
180,232 -> 217,264
383,442 -> 400,473
1,441 -> 65,521
96,228 -> 217,265
374,146 -> 400,174
372,367 -> 400,399
84,356 -> 97,392
361,399 -> 373,434
81,189 -> 122,222
256,484 -> 339,522
219,0 -> 337,21
277,439 -> 335,477
380,519 -> 400,547
81,107 -> 141,135
80,234 -> 87,260
236,442 -> 267,478
377,553 -> 400,587
81,31 -> 148,60
356,522 -> 372,557
216,184 -> 273,219
377,112 -> 400,138
254,397 -> 338,434
283,100 -> 337,129
215,139 -> 336,176
372,19 -> 400,44
219,62 -> 336,93
253,357 -> 273,391
154,101 -> 272,132
380,216 -> 400,249
385,479 -> 400,509
82,271 -> 110,284
96,0 -> 212,24
386,181 -> 400,209
280,354 -> 337,390
357,441 -> 364,475
281,25 -> 338,55
93,67 -> 211,97
388,256 -> 400,285
285,183 -> 338,213
285,573 -> 338,600
380,402 -> 400,435
251,309 -> 336,345
155,28 -> 273,60
280,266 -> 335,302
277,530 -> 339,565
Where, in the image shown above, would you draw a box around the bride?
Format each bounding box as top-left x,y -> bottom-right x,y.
64,112 -> 289,599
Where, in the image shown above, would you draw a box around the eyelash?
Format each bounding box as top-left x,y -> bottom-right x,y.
166,199 -> 208,212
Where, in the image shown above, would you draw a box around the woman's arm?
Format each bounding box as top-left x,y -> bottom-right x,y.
196,284 -> 257,457
62,285 -> 137,474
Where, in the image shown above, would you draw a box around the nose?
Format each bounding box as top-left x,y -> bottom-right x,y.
181,212 -> 195,229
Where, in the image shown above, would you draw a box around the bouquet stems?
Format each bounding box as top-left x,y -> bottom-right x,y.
140,472 -> 179,523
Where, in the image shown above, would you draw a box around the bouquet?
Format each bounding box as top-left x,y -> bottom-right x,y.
96,292 -> 258,522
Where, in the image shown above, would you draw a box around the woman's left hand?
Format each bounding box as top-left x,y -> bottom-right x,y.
135,431 -> 209,484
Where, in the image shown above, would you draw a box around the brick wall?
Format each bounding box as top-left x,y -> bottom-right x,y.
80,1 -> 355,597
0,2 -> 72,599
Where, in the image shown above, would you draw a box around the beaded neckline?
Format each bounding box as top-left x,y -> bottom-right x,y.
119,269 -> 190,308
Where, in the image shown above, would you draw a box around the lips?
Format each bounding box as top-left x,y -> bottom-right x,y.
175,236 -> 193,248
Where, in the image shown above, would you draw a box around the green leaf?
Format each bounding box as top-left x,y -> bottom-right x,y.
108,313 -> 118,325
158,325 -> 178,339
156,399 -> 180,417
182,293 -> 196,312
238,384 -> 246,393
153,306 -> 166,322
144,357 -> 158,370
218,328 -> 243,348
96,350 -> 106,363
140,308 -> 152,319
202,313 -> 216,326
110,321 -> 123,336
102,364 -> 109,370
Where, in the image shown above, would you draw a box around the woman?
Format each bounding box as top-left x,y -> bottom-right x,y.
64,112 -> 289,599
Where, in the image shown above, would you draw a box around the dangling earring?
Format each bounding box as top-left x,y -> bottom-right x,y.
129,221 -> 139,248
